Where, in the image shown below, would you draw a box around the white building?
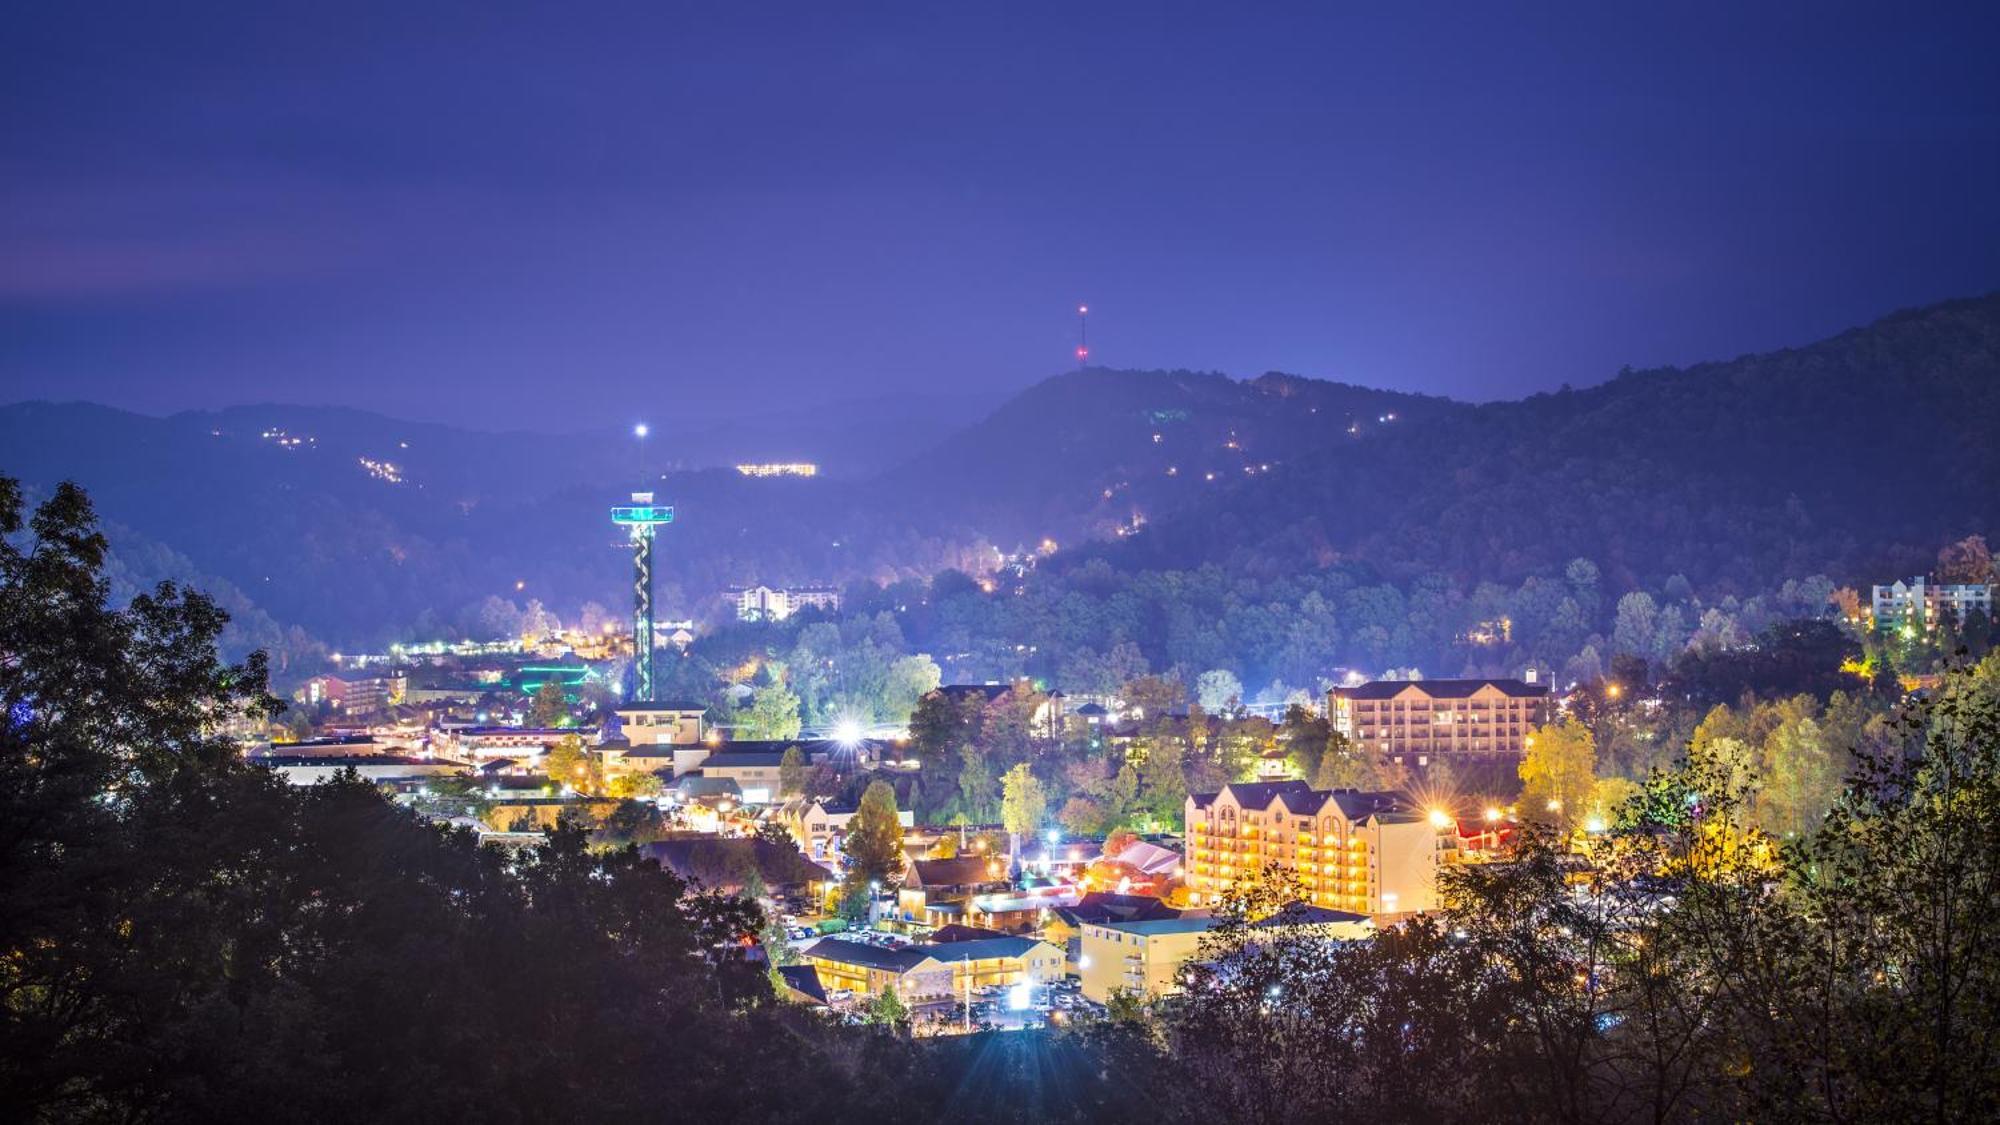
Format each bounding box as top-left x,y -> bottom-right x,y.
1872,577 -> 1995,629
727,584 -> 841,622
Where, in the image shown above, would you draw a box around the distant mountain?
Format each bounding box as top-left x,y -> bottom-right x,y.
5,294 -> 1996,653
877,367 -> 1461,547
1086,294 -> 2000,594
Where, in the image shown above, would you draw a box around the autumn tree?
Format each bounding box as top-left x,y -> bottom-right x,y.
1001,762 -> 1047,873
1518,719 -> 1596,831
542,733 -> 602,795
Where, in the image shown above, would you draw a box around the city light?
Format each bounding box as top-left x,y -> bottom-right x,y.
1008,982 -> 1034,1011
634,423 -> 649,438
831,718 -> 864,746
1485,807 -> 1502,822
1427,808 -> 1453,829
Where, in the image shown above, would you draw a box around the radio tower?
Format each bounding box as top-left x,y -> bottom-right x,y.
610,490 -> 674,703
1076,304 -> 1090,368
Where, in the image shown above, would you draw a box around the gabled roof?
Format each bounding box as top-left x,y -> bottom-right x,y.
698,750 -> 797,769
802,937 -> 934,973
1054,893 -> 1182,927
776,964 -> 827,1004
1334,677 -> 1549,701
1106,840 -> 1181,875
919,937 -> 1051,963
929,923 -> 1010,943
1189,780 -> 1317,812
1090,917 -> 1218,937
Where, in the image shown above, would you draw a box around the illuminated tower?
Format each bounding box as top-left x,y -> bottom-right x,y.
1076,304 -> 1089,367
610,492 -> 674,701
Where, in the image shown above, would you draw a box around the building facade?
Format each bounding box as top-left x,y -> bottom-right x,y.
727,584 -> 842,622
1872,576 -> 1995,629
1327,677 -> 1550,763
1077,917 -> 1217,1004
1183,781 -> 1441,916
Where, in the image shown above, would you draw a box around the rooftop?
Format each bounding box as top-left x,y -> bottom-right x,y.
1091,917 -> 1218,937
1333,677 -> 1549,701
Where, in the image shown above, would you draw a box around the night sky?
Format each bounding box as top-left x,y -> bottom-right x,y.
4,2 -> 1998,431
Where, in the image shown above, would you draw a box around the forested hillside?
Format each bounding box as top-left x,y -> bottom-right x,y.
2,294 -> 1995,657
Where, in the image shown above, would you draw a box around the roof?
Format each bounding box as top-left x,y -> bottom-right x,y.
254,753 -> 438,767
1110,841 -> 1182,875
674,776 -> 743,799
1333,677 -> 1549,701
617,701 -> 708,712
699,749 -> 817,769
909,856 -> 1009,888
1189,782 -> 1409,821
802,937 -> 933,973
1189,780 -> 1317,812
267,735 -> 378,750
920,937 -> 1051,963
933,684 -> 1024,703
1091,917 -> 1218,937
776,964 -> 827,1004
929,923 -> 1010,943
1055,893 -> 1182,927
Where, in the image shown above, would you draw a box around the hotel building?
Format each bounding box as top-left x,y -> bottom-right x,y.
1327,677 -> 1550,763
1183,781 -> 1440,915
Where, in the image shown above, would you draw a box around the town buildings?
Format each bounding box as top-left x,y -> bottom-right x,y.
1871,576 -> 1995,629
1183,781 -> 1441,915
727,583 -> 842,622
800,935 -> 1064,1005
1078,917 -> 1216,1004
1327,677 -> 1550,763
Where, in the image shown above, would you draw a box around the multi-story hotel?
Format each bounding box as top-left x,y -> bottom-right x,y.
1183,781 -> 1440,916
1871,576 -> 1994,630
1327,677 -> 1550,763
726,583 -> 842,622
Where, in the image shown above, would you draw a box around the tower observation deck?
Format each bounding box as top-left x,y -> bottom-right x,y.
610,492 -> 674,702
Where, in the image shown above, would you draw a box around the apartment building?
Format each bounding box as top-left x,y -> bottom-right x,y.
1872,576 -> 1995,629
1327,677 -> 1550,762
1183,781 -> 1440,915
727,583 -> 842,622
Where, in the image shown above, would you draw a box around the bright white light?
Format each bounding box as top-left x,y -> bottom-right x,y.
1078,955 -> 1092,970
1044,829 -> 1060,846
1584,816 -> 1607,834
634,423 -> 650,438
832,718 -> 865,746
1008,982 -> 1034,1011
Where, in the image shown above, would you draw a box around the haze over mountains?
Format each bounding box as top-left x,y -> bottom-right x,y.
3,294 -> 1996,656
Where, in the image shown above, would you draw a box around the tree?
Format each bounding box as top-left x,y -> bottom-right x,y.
1518,719 -> 1596,831
865,985 -> 909,1027
606,770 -> 662,800
1938,533 -> 1994,585
1001,762 -> 1047,873
542,733 -> 602,795
778,745 -> 808,799
744,682 -> 803,741
843,780 -> 904,891
1196,669 -> 1244,713
529,676 -> 569,728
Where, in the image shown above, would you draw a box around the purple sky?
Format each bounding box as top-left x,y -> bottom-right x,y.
4,2 -> 1998,431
